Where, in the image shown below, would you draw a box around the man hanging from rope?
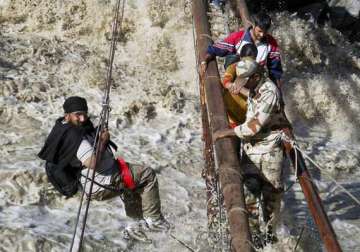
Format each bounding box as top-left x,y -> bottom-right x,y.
38,96 -> 170,243
213,53 -> 291,248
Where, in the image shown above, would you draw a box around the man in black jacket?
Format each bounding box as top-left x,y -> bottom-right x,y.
38,96 -> 169,241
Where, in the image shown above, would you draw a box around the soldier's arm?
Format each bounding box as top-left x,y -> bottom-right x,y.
234,90 -> 276,138
233,76 -> 250,96
223,65 -> 250,96
213,128 -> 237,142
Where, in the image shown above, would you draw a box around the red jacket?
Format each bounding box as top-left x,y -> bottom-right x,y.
207,28 -> 283,82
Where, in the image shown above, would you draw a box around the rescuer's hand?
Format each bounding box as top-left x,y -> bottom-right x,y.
227,82 -> 242,95
213,128 -> 236,142
200,61 -> 207,76
200,54 -> 213,77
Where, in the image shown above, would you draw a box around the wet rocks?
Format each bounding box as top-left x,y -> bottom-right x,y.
105,18 -> 136,43
146,34 -> 179,72
0,170 -> 45,206
116,100 -> 158,129
147,0 -> 174,28
246,0 -> 360,42
160,85 -> 186,113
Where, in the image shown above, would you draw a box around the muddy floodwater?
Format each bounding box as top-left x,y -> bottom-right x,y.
0,0 -> 359,251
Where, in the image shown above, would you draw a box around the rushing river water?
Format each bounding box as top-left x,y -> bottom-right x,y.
0,0 -> 359,251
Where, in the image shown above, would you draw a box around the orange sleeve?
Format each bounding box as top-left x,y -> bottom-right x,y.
222,63 -> 236,88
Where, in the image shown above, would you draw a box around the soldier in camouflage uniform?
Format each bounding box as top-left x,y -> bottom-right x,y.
214,55 -> 291,246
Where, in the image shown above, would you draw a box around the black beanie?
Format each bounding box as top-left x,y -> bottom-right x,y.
63,96 -> 88,113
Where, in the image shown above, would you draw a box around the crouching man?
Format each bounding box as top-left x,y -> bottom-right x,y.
38,96 -> 169,242
213,58 -> 291,248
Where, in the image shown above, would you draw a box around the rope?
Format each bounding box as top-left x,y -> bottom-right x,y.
216,178 -> 226,250
69,1 -> 125,251
212,143 -> 227,250
228,206 -> 248,215
169,233 -> 196,252
80,174 -> 124,193
206,75 -> 220,79
281,132 -> 360,207
69,130 -> 101,251
293,225 -> 305,252
294,142 -> 298,179
295,145 -> 360,206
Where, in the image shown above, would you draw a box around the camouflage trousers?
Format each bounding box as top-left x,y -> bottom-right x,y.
241,147 -> 284,233
92,164 -> 163,221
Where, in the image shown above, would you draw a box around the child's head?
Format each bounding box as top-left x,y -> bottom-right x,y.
239,43 -> 258,59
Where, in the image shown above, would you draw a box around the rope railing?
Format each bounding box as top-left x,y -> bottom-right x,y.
282,133 -> 360,207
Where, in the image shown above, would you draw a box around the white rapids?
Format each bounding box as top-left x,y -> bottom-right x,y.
0,0 -> 359,251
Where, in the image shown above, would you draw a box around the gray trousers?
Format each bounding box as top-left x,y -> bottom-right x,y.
92,163 -> 162,221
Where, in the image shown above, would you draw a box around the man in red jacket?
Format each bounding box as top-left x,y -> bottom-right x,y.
201,12 -> 283,87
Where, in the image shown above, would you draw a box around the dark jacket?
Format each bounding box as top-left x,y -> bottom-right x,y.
38,118 -> 118,197
38,118 -> 89,196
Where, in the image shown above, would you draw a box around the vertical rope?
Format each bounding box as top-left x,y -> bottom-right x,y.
69,0 -> 125,251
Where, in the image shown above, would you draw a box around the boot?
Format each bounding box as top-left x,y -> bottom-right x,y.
265,225 -> 278,245
252,231 -> 265,249
123,221 -> 152,243
143,216 -> 170,232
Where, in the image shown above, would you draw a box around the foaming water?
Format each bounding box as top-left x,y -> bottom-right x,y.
0,0 -> 359,251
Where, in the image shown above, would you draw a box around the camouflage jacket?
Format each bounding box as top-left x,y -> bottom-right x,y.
234,78 -> 290,154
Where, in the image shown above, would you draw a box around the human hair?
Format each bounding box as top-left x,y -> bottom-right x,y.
239,43 -> 258,58
252,12 -> 272,31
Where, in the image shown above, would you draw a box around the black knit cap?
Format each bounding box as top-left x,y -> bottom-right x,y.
63,96 -> 88,113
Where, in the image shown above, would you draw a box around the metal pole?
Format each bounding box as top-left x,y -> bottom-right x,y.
192,1 -> 253,251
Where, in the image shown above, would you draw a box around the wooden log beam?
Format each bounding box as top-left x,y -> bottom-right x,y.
192,1 -> 253,251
